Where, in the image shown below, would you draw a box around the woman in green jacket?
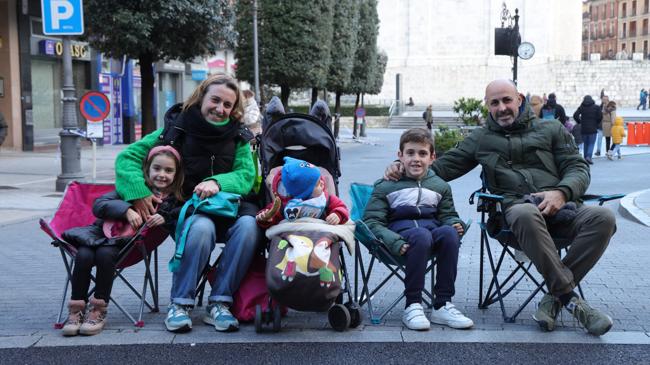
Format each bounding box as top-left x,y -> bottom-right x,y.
114,74 -> 260,334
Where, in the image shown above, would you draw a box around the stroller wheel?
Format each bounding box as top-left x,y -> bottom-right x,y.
345,301 -> 362,328
254,305 -> 263,333
272,304 -> 282,332
328,304 -> 351,332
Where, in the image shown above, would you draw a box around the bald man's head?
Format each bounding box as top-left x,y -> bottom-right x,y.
484,79 -> 523,127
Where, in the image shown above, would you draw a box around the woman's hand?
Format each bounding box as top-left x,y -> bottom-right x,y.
384,161 -> 403,181
194,180 -> 220,199
146,213 -> 165,228
126,208 -> 144,229
132,195 -> 162,220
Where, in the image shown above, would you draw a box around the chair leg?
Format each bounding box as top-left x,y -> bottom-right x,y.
55,248 -> 75,329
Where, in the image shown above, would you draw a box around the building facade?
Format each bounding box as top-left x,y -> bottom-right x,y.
582,0 -> 619,60
618,0 -> 650,58
0,0 -> 235,151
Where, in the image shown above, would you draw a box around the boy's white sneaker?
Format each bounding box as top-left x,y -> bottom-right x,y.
430,302 -> 474,329
402,303 -> 430,331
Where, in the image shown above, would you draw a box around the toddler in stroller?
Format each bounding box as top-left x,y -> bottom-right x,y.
254,107 -> 360,332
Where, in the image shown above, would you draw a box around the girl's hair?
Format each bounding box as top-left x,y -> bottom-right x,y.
182,73 -> 244,122
143,149 -> 185,201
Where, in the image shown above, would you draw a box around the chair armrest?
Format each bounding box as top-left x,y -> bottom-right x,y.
470,191 -> 505,213
581,193 -> 626,206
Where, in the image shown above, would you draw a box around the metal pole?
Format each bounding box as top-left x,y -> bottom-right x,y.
252,0 -> 261,104
56,36 -> 83,191
512,9 -> 519,85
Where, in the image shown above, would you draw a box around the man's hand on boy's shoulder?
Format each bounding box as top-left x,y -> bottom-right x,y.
452,223 -> 464,237
384,161 -> 403,181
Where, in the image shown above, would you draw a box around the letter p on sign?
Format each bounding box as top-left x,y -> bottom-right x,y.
51,0 -> 73,29
41,0 -> 84,35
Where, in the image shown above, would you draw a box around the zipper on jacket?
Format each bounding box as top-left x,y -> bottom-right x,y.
414,180 -> 422,227
505,134 -> 513,168
210,155 -> 215,176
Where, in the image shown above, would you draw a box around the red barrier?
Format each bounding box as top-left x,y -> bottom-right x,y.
627,122 -> 637,145
642,122 -> 650,145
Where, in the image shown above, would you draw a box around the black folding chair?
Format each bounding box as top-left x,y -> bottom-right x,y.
469,176 -> 624,323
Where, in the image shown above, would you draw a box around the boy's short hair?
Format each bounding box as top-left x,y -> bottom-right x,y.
399,128 -> 434,154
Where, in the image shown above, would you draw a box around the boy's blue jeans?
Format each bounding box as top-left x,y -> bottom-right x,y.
170,214 -> 262,306
396,224 -> 460,307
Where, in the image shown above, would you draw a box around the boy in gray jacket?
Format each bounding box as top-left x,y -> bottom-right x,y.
363,128 -> 473,331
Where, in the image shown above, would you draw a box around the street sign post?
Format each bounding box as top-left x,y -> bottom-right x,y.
42,0 -> 86,191
79,91 -> 110,183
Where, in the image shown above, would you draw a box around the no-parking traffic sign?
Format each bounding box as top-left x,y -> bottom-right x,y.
79,91 -> 110,138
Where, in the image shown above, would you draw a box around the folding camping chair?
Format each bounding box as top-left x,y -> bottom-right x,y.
40,181 -> 169,328
350,182 -> 470,324
469,176 -> 624,323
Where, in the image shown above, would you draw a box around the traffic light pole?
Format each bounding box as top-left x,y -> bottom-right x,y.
55,36 -> 83,192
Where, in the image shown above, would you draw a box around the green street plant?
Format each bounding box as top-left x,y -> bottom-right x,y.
452,97 -> 488,126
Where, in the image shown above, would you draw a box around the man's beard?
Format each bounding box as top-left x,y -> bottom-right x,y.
494,110 -> 515,127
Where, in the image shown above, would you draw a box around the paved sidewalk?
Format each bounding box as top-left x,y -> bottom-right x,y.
1,131 -> 650,349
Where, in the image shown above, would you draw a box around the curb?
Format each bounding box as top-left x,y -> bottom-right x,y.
2,328 -> 650,349
619,189 -> 650,227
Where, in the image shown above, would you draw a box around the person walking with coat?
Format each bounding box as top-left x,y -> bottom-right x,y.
637,89 -> 648,110
573,95 -> 602,164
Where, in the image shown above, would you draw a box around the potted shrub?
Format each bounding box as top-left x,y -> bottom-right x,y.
434,127 -> 464,157
452,97 -> 488,126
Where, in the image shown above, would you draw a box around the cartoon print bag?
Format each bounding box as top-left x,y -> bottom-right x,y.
266,231 -> 342,312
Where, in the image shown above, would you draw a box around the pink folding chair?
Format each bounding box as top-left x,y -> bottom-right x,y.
40,181 -> 169,328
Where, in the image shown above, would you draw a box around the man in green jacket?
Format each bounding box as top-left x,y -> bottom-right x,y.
386,79 -> 616,336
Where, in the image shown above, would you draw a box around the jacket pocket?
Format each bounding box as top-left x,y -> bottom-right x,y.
535,150 -> 558,177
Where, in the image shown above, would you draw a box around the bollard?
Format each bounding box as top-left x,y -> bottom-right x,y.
627,122 -> 638,145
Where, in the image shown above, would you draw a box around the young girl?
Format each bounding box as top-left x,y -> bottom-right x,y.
61,145 -> 184,336
607,116 -> 626,160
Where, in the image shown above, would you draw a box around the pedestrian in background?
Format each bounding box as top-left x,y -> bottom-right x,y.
242,90 -> 262,136
637,89 -> 648,110
539,93 -> 567,122
0,111 -> 8,147
529,95 -> 543,117
607,116 -> 626,160
594,95 -> 609,156
573,95 -> 602,164
423,105 -> 433,134
598,100 -> 616,156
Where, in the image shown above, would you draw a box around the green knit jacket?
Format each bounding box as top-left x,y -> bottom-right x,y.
115,128 -> 255,201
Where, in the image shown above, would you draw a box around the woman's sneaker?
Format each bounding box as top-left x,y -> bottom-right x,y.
402,303 -> 430,331
165,304 -> 192,333
430,302 -> 474,329
203,302 -> 239,332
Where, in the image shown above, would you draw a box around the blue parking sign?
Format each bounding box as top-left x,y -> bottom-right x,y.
41,0 -> 84,35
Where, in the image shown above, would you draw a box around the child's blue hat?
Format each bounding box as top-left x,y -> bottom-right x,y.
281,157 -> 321,200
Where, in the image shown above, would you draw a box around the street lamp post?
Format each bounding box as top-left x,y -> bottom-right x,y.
252,0 -> 261,104
498,4 -> 520,85
55,36 -> 84,191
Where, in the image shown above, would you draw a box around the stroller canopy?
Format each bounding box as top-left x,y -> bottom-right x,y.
260,113 -> 340,181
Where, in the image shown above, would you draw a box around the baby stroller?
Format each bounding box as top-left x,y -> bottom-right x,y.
255,103 -> 361,332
